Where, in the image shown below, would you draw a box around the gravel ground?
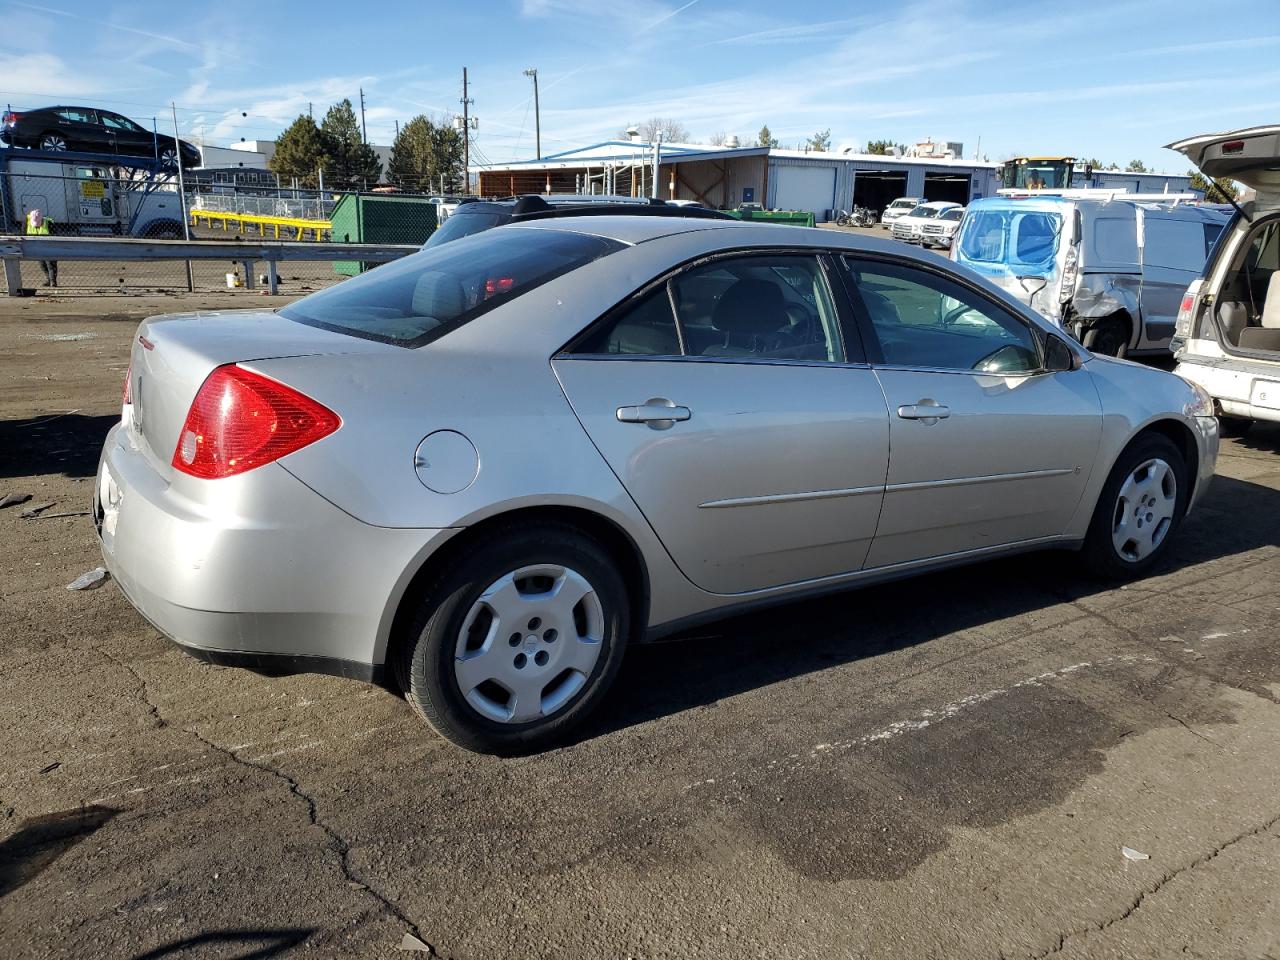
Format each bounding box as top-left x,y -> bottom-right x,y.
2,294 -> 1279,960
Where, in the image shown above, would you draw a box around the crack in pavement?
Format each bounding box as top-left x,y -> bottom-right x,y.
95,646 -> 166,729
1165,712 -> 1222,748
93,646 -> 444,956
1025,810 -> 1280,958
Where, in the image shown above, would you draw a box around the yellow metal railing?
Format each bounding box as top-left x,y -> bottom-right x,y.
190,210 -> 332,241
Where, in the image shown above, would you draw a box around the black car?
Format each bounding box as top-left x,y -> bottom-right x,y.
424,194 -> 732,247
1,106 -> 200,169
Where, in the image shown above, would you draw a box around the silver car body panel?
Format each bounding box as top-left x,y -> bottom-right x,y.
95,216 -> 1218,677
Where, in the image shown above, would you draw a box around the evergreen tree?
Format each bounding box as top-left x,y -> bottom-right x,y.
270,115 -> 328,188
1188,169 -> 1239,203
757,125 -> 779,148
387,115 -> 465,192
807,129 -> 831,152
321,98 -> 382,189
1126,159 -> 1150,173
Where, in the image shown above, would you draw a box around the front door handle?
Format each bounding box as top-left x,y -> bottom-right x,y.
616,397 -> 691,430
897,398 -> 951,424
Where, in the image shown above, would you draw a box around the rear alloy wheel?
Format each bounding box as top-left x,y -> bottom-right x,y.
1081,434 -> 1188,580
398,524 -> 630,753
39,133 -> 68,152
159,147 -> 179,169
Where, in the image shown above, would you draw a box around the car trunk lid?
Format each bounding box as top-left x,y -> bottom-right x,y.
1166,125 -> 1280,207
126,309 -> 389,474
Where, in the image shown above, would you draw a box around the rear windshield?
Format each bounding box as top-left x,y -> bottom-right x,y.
423,209 -> 509,247
958,209 -> 1062,269
281,228 -> 622,347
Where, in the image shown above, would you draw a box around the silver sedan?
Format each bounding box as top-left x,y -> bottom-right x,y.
94,215 -> 1219,752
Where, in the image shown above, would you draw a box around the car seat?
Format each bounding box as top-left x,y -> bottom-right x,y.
1238,271 -> 1280,351
702,279 -> 786,356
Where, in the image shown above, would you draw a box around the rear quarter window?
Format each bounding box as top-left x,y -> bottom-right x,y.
1143,216 -> 1213,271
281,228 -> 622,347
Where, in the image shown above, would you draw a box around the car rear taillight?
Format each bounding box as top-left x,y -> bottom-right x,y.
2,111 -> 20,125
122,362 -> 132,405
484,277 -> 515,299
1175,279 -> 1204,340
172,365 -> 340,479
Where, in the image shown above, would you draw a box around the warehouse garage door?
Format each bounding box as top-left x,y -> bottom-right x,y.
774,165 -> 836,218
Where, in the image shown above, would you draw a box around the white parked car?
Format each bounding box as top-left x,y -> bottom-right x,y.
891,200 -> 962,243
880,197 -> 922,229
920,206 -> 965,249
1168,124 -> 1280,434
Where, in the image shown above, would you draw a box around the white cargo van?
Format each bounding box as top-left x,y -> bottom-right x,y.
952,194 -> 1228,355
0,155 -> 187,238
1167,125 -> 1280,433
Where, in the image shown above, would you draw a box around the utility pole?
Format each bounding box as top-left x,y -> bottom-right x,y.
460,67 -> 473,194
308,102 -> 313,119
358,88 -> 367,143
523,68 -> 540,159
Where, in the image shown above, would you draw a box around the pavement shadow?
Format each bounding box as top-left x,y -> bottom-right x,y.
129,930 -> 315,960
585,473 -> 1280,742
0,805 -> 118,899
0,412 -> 118,480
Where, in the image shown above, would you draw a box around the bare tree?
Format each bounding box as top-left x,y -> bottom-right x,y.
620,118 -> 691,143
707,131 -> 727,146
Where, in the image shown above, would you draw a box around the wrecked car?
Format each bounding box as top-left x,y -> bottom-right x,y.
952,195 -> 1228,356
1168,124 -> 1280,435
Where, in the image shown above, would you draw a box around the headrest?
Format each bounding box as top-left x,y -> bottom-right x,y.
1262,270 -> 1280,329
711,279 -> 785,336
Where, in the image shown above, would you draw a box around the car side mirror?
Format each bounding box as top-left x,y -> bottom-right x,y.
1044,334 -> 1079,373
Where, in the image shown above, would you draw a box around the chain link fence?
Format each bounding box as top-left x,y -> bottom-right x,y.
1,161 -> 439,294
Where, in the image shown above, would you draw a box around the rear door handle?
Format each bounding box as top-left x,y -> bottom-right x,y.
616,397 -> 691,430
897,399 -> 951,423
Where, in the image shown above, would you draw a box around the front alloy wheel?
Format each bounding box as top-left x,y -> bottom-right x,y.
399,524 -> 630,753
39,134 -> 68,151
1110,458 -> 1177,562
1081,433 -> 1188,579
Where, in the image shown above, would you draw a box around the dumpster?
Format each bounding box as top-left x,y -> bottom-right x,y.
330,193 -> 437,275
722,208 -> 816,228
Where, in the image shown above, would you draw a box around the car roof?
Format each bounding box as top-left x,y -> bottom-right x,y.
506,214 -> 922,254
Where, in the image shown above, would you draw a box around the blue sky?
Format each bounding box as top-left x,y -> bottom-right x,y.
1,0 -> 1277,171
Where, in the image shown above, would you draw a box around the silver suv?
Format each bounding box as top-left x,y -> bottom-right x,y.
1168,124 -> 1280,434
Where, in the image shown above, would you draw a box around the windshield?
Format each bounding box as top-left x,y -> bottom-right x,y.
910,207 -> 942,220
940,208 -> 964,221
282,228 -> 622,347
957,209 -> 1063,270
424,210 -> 509,247
890,199 -> 917,209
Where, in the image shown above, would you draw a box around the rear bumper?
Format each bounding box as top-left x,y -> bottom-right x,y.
95,422 -> 450,677
1176,356 -> 1280,424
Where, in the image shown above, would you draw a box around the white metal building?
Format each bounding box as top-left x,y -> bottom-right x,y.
473,140 -> 1004,219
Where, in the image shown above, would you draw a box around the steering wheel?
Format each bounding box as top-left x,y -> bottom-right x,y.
942,305 -> 983,327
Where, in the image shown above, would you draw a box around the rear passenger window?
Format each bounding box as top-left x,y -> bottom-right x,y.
574,288 -> 681,356
1143,216 -> 1212,271
671,256 -> 844,362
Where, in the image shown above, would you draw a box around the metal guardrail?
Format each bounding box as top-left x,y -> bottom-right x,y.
1,235 -> 419,296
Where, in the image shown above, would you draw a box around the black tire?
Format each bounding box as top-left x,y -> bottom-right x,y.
396,523 -> 631,753
1217,416 -> 1253,438
1084,315 -> 1130,358
1080,433 -> 1189,581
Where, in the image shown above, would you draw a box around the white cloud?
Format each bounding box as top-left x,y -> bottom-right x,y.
0,52 -> 118,98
